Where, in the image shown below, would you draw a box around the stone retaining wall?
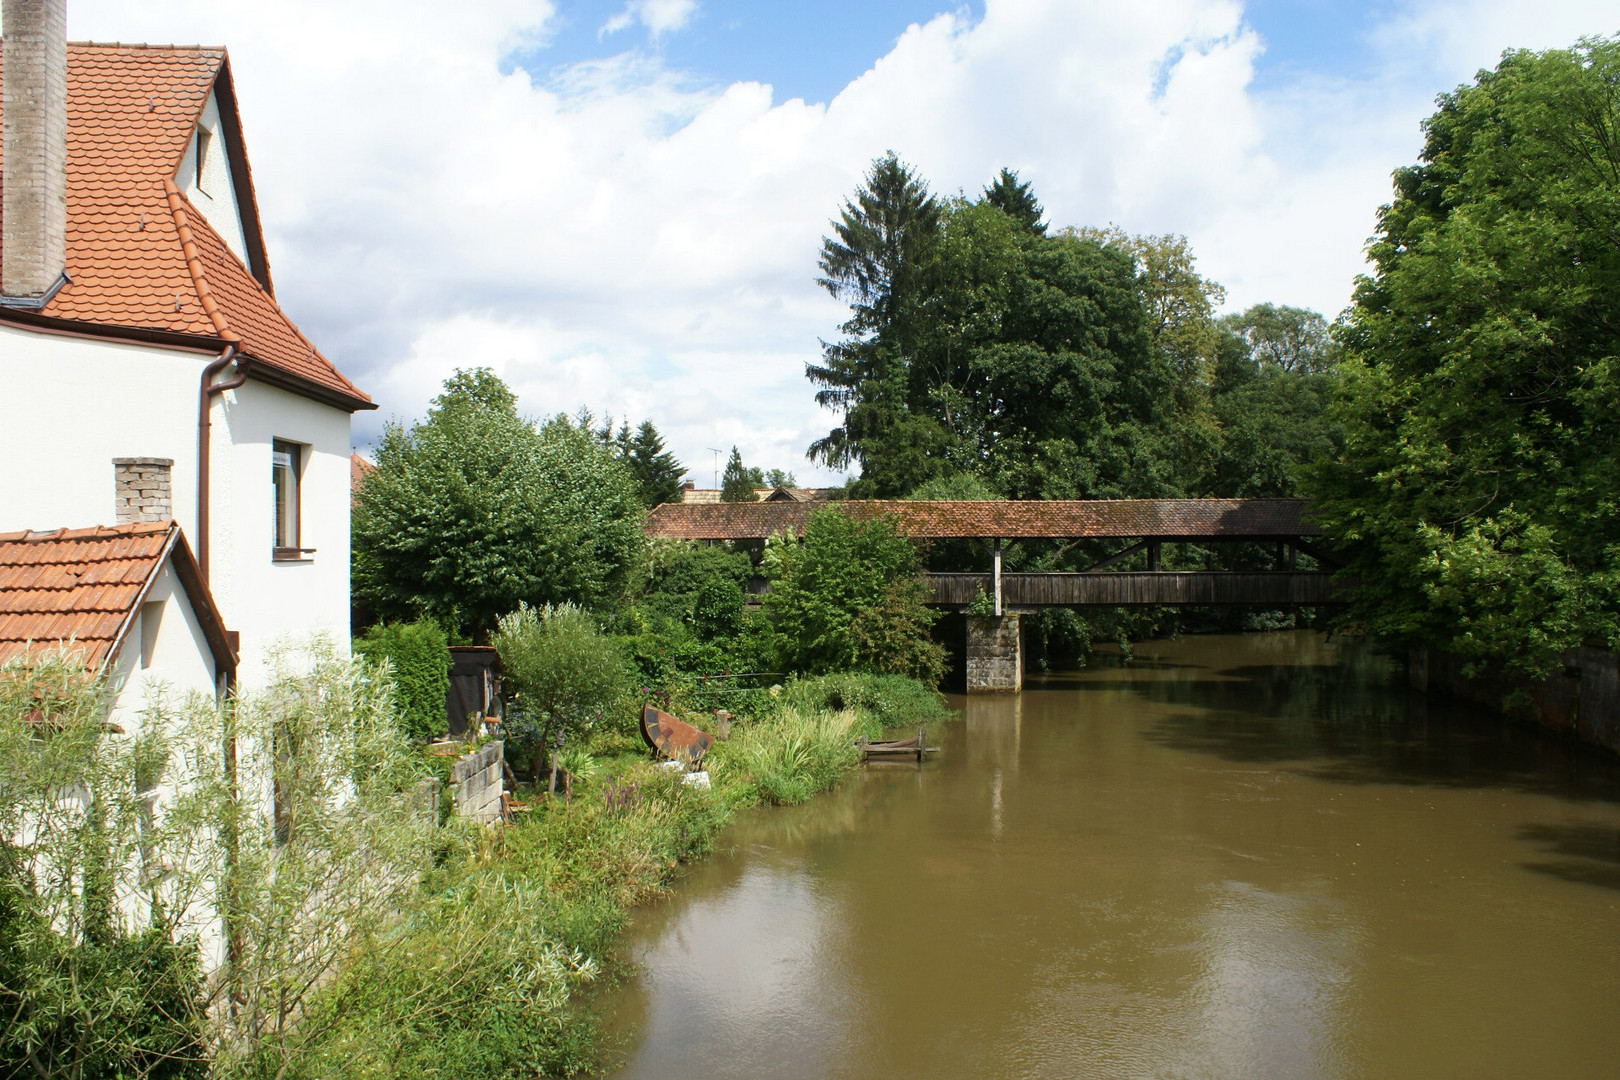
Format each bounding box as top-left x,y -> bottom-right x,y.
1411,647 -> 1620,754
450,740 -> 504,824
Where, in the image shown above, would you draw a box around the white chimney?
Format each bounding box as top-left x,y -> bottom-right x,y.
2,0 -> 68,300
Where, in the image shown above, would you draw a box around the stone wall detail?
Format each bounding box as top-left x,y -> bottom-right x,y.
451,739 -> 504,824
967,615 -> 1022,694
1411,646 -> 1620,754
113,457 -> 173,524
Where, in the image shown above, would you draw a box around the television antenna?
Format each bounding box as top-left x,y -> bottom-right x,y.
705,447 -> 723,490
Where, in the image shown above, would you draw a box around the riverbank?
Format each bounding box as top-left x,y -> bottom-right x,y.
277,672 -> 952,1079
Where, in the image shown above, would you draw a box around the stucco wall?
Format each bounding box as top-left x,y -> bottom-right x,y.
103,561 -> 221,734
0,324 -> 354,687
212,379 -> 354,684
0,323 -> 202,534
173,88 -> 250,264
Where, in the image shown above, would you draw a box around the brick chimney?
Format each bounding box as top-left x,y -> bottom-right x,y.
2,0 -> 68,300
113,458 -> 174,524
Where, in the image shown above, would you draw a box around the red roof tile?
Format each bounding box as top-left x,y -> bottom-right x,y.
645,499 -> 1323,541
0,522 -> 173,668
0,43 -> 370,409
350,453 -> 373,505
0,521 -> 235,675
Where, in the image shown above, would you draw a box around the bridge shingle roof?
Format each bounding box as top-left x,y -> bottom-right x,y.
646,499 -> 1321,541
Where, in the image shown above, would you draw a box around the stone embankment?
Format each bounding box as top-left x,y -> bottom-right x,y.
1410,647 -> 1619,753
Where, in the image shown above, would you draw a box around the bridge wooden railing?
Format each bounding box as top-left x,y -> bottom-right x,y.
926,571 -> 1342,608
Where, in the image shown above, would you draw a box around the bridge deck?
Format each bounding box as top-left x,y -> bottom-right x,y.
928,571 -> 1340,607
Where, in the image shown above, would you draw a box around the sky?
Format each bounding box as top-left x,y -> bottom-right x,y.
70,0 -> 1620,487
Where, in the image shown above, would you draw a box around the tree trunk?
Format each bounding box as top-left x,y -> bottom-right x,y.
532,719 -> 552,787
547,732 -> 563,797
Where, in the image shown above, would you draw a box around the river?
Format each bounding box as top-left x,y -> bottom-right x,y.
600,631 -> 1620,1080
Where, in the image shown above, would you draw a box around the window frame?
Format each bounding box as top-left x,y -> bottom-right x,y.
272,438 -> 315,562
194,127 -> 213,194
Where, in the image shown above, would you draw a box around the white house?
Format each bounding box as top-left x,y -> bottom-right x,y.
0,1 -> 373,688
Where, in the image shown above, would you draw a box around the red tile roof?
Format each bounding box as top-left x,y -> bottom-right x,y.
0,43 -> 370,410
0,521 -> 233,674
350,453 -> 373,505
646,499 -> 1323,541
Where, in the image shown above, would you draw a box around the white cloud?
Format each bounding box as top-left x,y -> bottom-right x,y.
66,0 -> 1619,484
600,0 -> 698,40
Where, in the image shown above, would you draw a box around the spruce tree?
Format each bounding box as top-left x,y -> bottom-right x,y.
982,167 -> 1046,235
720,446 -> 760,502
625,420 -> 686,507
807,153 -> 943,474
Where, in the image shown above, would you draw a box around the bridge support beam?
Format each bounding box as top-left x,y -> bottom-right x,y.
967,615 -> 1022,694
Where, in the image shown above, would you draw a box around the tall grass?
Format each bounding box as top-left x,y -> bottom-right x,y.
771,672 -> 951,738
721,706 -> 862,806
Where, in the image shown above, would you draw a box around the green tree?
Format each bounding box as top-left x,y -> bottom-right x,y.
761,510 -> 945,683
808,153 -> 945,480
1220,302 -> 1339,374
908,473 -> 1001,500
764,468 -> 798,488
720,446 -> 760,502
1308,37 -> 1620,676
353,369 -> 647,638
494,604 -> 632,784
622,420 -> 686,508
983,166 -> 1046,234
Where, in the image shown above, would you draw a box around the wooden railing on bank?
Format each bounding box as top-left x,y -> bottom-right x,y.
926,571 -> 1342,608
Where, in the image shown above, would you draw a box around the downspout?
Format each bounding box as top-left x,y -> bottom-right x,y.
197,343 -> 243,582
198,342 -> 245,1005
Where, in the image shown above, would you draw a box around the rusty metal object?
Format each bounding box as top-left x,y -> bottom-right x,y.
641,705 -> 714,766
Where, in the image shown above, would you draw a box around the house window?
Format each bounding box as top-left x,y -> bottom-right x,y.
272,439 -> 309,559
139,600 -> 164,669
194,127 -> 213,193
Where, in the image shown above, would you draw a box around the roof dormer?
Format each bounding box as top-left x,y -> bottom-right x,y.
175,87 -> 251,268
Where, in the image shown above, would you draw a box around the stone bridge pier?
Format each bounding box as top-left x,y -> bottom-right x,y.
966,615 -> 1022,693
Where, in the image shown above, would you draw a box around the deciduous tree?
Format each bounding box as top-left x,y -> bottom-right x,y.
1309,37 -> 1620,675
353,369 -> 647,638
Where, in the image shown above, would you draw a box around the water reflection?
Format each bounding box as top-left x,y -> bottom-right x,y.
608,863 -> 854,1080
1186,883 -> 1355,1080
603,633 -> 1620,1080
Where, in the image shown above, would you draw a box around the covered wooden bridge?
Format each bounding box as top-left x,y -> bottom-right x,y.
645,498 -> 1342,693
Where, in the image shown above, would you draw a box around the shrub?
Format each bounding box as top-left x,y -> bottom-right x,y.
355,616 -> 450,740
0,649 -> 212,1077
495,604 -> 633,783
761,509 -> 945,683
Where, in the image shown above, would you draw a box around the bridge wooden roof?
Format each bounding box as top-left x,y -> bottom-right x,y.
646,499 -> 1321,541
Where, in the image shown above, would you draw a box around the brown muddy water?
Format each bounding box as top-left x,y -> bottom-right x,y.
599,632 -> 1620,1080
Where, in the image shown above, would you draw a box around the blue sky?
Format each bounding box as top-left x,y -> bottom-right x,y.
524,0 -> 1398,103
519,2 -> 988,104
